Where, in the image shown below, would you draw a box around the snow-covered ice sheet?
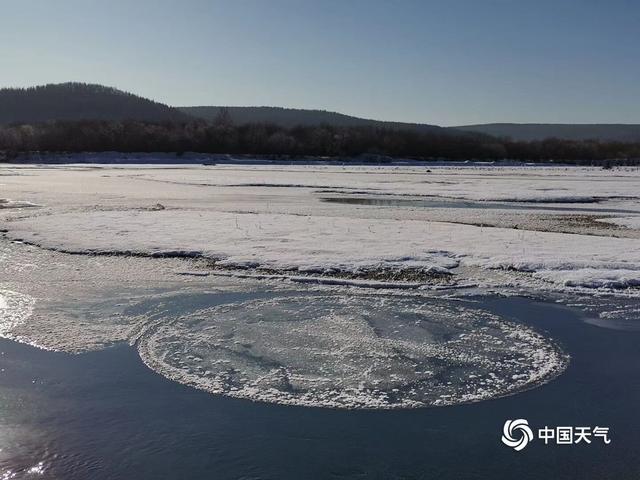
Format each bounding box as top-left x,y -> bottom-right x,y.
6,208 -> 640,292
2,163 -> 640,293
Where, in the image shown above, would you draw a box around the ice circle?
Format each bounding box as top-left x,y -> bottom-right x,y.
139,294 -> 567,409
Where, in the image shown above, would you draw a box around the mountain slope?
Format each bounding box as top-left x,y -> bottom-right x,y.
0,83 -> 192,124
180,106 -> 446,133
452,123 -> 640,142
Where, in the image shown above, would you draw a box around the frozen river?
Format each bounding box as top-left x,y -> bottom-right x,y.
1,162 -> 640,477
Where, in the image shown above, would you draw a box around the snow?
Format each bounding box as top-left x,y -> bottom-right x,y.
6,208 -> 640,292
2,162 -> 640,293
534,269 -> 640,289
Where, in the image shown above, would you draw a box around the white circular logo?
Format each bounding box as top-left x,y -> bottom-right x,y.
502,419 -> 534,451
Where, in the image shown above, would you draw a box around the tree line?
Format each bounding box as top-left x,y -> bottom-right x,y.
1,118 -> 639,164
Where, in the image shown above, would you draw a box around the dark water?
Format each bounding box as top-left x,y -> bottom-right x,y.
321,196 -> 640,215
1,296 -> 639,479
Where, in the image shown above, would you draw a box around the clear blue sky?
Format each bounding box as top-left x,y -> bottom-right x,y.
1,0 -> 638,125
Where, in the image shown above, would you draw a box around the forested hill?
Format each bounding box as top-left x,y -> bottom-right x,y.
180,106 -> 446,133
3,83 -> 639,143
181,108 -> 640,142
452,123 -> 640,142
0,83 -> 192,124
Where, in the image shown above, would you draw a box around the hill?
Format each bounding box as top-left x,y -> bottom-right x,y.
2,83 -> 638,143
452,123 -> 640,142
0,83 -> 192,124
180,106 -> 446,133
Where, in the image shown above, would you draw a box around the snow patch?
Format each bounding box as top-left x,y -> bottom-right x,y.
534,269 -> 640,289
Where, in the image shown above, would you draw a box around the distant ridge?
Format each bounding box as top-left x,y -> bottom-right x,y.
452,123 -> 640,142
1,83 -> 638,143
180,106 -> 446,134
182,107 -> 640,142
0,83 -> 191,124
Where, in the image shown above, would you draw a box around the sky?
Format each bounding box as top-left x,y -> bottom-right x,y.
1,0 -> 639,126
